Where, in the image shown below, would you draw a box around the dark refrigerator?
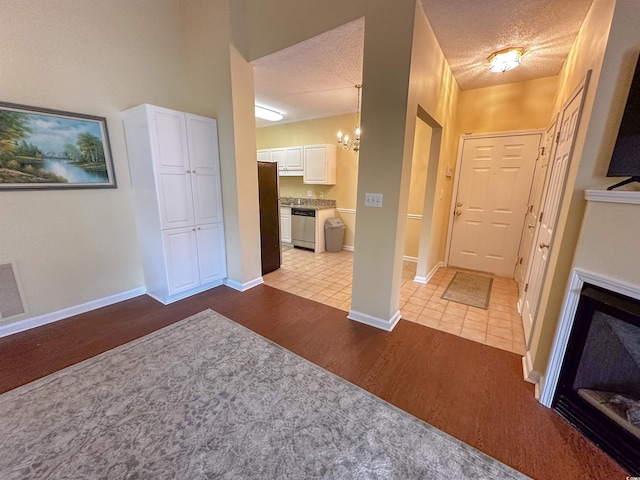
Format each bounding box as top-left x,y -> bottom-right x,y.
257,161 -> 281,275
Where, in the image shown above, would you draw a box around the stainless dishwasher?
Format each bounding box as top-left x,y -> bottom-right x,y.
291,208 -> 316,250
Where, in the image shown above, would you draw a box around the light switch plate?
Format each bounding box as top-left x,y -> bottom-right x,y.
364,193 -> 383,208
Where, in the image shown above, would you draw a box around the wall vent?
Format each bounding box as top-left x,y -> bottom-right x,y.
0,262 -> 27,321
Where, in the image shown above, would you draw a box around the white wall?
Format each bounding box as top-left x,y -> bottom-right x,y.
0,0 -> 187,321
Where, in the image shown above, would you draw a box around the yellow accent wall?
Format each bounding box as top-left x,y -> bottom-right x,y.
455,76 -> 558,136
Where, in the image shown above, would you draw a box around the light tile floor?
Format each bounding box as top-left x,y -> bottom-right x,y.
263,248 -> 525,355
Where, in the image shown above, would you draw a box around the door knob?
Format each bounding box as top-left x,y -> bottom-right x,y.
456,202 -> 463,207
455,210 -> 462,217
539,242 -> 550,249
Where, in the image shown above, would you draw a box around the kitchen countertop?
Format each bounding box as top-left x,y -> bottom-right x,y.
279,197 -> 336,210
282,205 -> 335,210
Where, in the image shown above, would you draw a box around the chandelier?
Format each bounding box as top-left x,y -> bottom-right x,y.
337,84 -> 362,155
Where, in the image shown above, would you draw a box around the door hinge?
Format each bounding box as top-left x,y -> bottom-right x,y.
538,146 -> 545,156
524,283 -> 529,293
556,131 -> 560,143
519,257 -> 523,265
539,212 -> 544,223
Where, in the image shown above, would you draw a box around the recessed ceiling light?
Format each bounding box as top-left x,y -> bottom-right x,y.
488,47 -> 524,73
255,105 -> 284,121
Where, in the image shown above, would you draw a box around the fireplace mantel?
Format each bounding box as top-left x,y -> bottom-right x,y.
585,188 -> 640,204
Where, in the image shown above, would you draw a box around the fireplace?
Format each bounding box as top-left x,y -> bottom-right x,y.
553,283 -> 640,474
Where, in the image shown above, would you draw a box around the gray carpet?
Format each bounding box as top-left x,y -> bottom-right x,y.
0,309 -> 528,479
442,272 -> 493,309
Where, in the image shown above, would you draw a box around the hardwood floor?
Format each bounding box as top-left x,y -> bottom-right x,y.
0,285 -> 627,479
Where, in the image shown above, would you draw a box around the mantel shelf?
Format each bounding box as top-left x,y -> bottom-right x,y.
584,189 -> 640,205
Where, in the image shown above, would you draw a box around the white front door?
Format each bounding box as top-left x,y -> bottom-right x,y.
448,133 -> 541,276
516,118 -> 557,302
521,75 -> 590,345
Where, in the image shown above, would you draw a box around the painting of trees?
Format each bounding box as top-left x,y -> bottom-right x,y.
0,103 -> 115,189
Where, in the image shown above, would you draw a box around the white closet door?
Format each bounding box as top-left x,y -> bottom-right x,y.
151,108 -> 194,229
163,227 -> 200,295
186,114 -> 224,225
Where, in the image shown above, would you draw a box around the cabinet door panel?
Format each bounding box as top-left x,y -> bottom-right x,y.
196,223 -> 227,284
151,110 -> 189,169
281,214 -> 291,244
270,148 -> 286,171
192,172 -> 223,224
285,146 -> 303,170
158,172 -> 195,229
303,146 -> 327,183
186,115 -> 220,174
163,227 -> 200,294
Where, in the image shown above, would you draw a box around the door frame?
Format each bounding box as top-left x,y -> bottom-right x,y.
444,129 -> 544,272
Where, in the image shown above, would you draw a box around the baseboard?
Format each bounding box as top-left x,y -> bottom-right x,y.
536,374 -> 545,402
342,245 -> 354,252
224,276 -> 264,292
522,350 -> 542,393
403,256 -> 418,263
0,287 -> 147,339
414,262 -> 443,284
347,309 -> 401,332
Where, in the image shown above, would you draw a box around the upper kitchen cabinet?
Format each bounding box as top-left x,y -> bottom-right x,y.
271,146 -> 303,176
303,144 -> 336,185
122,104 -> 226,304
257,149 -> 271,162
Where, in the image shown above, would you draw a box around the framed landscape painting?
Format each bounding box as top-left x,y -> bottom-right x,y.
0,102 -> 116,190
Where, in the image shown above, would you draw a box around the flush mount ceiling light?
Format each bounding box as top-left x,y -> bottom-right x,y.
255,105 -> 284,122
488,47 -> 524,73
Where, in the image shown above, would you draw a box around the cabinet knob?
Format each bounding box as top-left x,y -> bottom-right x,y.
197,227 -> 201,230
192,228 -> 196,231
192,170 -> 196,174
186,170 -> 191,173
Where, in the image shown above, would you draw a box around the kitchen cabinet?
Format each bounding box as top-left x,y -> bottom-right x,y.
257,149 -> 271,162
271,146 -> 303,176
303,144 -> 336,185
280,206 -> 292,245
257,146 -> 303,176
122,103 -> 227,304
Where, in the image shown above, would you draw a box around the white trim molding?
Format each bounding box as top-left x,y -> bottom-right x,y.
522,351 -> 543,399
539,268 -> 640,407
342,245 -> 354,252
0,287 -> 146,339
406,214 -> 423,220
414,262 -> 443,284
335,208 -> 356,215
585,189 -> 640,204
224,276 -> 264,292
403,256 -> 418,263
348,309 -> 401,332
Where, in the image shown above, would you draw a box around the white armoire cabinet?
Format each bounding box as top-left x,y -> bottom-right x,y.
122,104 -> 226,304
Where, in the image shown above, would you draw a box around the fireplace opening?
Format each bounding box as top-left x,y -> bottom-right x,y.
553,283 -> 640,475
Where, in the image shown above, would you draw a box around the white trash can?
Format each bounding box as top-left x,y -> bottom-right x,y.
324,217 -> 345,252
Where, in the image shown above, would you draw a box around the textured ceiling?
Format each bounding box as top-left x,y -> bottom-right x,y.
253,0 -> 594,127
420,0 -> 594,90
253,18 -> 364,127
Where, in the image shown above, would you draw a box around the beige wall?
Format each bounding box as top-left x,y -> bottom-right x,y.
456,76 -> 558,136
181,0 -> 263,287
0,0 -> 187,320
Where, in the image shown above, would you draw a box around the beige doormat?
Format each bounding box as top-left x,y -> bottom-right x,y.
441,271 -> 493,309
